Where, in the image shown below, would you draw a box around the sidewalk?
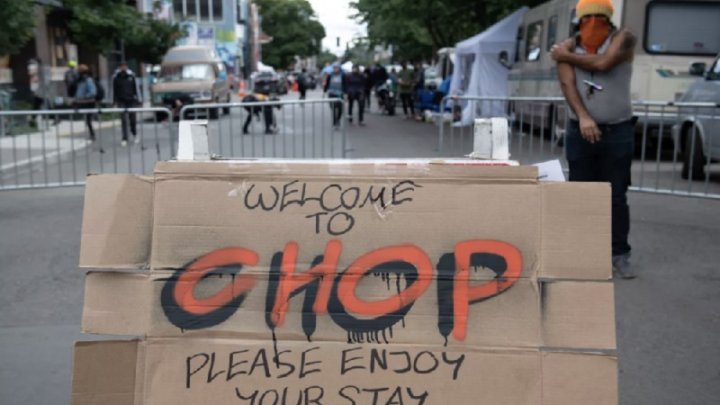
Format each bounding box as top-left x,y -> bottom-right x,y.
0,118 -> 118,173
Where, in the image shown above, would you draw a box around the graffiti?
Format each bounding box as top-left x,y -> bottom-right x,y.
241,180 -> 422,236
161,240 -> 523,343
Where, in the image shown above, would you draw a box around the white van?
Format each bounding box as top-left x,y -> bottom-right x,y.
508,0 -> 720,103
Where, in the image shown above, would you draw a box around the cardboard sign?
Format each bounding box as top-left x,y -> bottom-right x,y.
72,160 -> 617,405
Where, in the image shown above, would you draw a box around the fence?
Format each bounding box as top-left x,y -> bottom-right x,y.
179,98 -> 347,159
438,96 -> 720,200
0,99 -> 347,190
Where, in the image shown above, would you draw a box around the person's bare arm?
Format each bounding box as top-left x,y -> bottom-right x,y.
551,29 -> 636,72
557,62 -> 602,143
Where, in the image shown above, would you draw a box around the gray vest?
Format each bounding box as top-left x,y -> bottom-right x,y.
569,32 -> 633,124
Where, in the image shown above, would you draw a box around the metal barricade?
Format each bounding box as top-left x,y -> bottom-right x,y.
438,96 -> 720,199
0,106 -> 174,190
179,98 -> 348,159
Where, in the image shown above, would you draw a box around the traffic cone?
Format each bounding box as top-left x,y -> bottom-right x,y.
291,80 -> 299,92
237,80 -> 246,97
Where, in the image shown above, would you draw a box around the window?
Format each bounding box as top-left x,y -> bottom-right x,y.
525,21 -> 543,62
186,0 -> 197,19
709,56 -> 720,81
237,0 -> 248,23
645,2 -> 720,56
173,0 -> 184,20
174,0 -> 223,22
158,64 -> 215,82
200,0 -> 210,21
211,0 -> 223,21
547,15 -> 558,51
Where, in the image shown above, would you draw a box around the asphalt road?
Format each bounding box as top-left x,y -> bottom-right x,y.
1,91 -> 719,404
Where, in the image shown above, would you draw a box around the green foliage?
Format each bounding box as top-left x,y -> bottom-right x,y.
65,0 -> 183,64
0,0 -> 36,56
351,0 -> 546,61
254,0 -> 325,69
125,16 -> 185,65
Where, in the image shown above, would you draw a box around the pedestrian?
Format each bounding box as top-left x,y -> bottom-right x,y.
241,92 -> 279,135
112,61 -> 142,146
361,66 -> 372,110
371,63 -> 389,111
346,64 -> 367,126
413,62 -> 425,120
64,60 -> 79,101
73,64 -> 97,142
297,68 -> 308,101
550,0 -> 637,278
398,62 -> 415,119
323,63 -> 346,129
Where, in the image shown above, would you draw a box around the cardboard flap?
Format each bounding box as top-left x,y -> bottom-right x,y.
541,281 -> 616,350
542,352 -> 618,405
71,340 -> 145,405
540,182 -> 612,280
153,160 -> 539,183
80,174 -> 153,268
83,272 -> 151,336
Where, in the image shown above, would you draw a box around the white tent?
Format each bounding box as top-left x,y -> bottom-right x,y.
257,61 -> 276,73
449,7 -> 528,126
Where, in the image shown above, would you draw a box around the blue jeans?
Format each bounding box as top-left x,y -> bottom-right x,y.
566,118 -> 636,256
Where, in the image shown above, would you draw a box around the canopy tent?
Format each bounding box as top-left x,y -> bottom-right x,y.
448,7 -> 528,126
257,61 -> 275,73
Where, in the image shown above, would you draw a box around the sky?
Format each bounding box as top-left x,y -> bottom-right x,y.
308,0 -> 367,55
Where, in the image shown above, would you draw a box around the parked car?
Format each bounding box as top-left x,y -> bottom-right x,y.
252,71 -> 279,95
150,45 -> 231,120
276,72 -> 289,95
672,54 -> 720,180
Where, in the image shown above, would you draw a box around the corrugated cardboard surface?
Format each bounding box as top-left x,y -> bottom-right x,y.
73,160 -> 617,404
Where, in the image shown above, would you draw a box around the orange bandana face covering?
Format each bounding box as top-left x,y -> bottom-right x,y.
579,16 -> 611,54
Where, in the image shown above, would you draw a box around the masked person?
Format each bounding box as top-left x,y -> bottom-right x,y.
550,0 -> 637,279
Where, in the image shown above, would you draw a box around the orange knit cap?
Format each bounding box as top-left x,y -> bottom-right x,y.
576,0 -> 614,19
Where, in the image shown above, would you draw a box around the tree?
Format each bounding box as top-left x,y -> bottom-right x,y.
125,16 -> 185,65
351,0 -> 546,62
254,0 -> 325,69
0,0 -> 36,56
65,0 -> 183,64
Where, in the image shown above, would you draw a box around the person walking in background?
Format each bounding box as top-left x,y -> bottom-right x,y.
73,64 -> 97,142
324,63 -> 346,129
362,66 -> 372,110
398,62 -> 415,119
112,62 -> 142,146
370,63 -> 389,111
64,60 -> 79,101
297,68 -> 308,101
346,65 -> 367,126
413,62 -> 425,120
550,0 -> 637,278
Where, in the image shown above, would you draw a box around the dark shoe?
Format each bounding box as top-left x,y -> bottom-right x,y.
612,253 -> 636,279
359,121 -> 366,126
